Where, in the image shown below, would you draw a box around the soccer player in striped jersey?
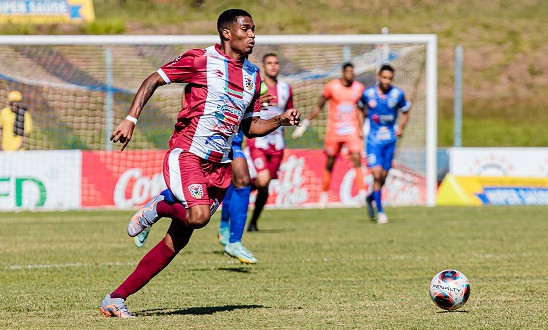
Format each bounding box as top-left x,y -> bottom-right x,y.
100,9 -> 301,318
359,64 -> 411,224
246,53 -> 295,231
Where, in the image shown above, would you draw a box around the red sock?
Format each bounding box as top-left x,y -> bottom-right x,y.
111,239 -> 177,300
157,201 -> 187,223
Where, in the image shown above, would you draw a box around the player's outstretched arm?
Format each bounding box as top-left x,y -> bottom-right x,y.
292,95 -> 325,139
242,108 -> 301,139
110,72 -> 166,151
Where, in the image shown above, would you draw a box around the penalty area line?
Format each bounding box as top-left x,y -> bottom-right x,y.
5,261 -> 137,270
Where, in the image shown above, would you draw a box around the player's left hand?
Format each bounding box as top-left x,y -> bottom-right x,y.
279,108 -> 301,126
259,92 -> 276,108
395,126 -> 404,138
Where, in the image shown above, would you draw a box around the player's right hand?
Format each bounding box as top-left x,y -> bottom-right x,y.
110,119 -> 135,151
292,118 -> 310,139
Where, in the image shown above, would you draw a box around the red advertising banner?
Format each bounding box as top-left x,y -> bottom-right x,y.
81,150 -> 426,208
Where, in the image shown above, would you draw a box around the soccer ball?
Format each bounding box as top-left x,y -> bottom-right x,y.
429,269 -> 470,311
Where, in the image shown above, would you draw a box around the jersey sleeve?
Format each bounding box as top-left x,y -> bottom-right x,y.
286,85 -> 294,110
322,81 -> 332,99
398,89 -> 411,113
24,112 -> 32,133
157,49 -> 203,84
358,90 -> 368,109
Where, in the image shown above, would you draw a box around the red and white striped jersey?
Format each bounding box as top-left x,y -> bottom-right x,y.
253,80 -> 293,150
157,44 -> 261,163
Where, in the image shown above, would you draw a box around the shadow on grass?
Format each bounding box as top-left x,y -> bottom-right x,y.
246,228 -> 294,233
135,304 -> 267,316
436,310 -> 469,313
217,267 -> 253,273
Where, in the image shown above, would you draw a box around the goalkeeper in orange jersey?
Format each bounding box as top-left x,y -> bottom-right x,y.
292,63 -> 366,207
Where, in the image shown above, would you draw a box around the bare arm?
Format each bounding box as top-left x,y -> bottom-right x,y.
396,111 -> 410,137
307,95 -> 327,121
241,109 -> 301,139
110,72 -> 166,151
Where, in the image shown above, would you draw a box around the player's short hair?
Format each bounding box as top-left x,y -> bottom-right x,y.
262,53 -> 278,63
217,9 -> 252,35
342,62 -> 354,70
379,64 -> 395,74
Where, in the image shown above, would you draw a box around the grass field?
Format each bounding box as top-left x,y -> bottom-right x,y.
1,206 -> 546,329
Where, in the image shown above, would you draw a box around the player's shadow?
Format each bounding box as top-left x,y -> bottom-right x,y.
248,228 -> 294,233
436,310 -> 469,314
136,304 -> 267,316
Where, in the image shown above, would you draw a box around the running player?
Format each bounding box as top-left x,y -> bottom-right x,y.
216,129 -> 256,263
100,9 -> 301,318
359,64 -> 411,224
292,63 -> 366,207
246,53 -> 295,231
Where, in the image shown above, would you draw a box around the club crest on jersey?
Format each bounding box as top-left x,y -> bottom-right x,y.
245,76 -> 255,91
388,98 -> 397,108
188,184 -> 204,199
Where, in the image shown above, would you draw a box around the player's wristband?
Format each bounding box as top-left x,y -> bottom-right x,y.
126,115 -> 138,124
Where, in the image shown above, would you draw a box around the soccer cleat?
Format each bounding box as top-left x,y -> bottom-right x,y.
365,194 -> 376,220
134,227 -> 150,248
218,227 -> 230,246
224,242 -> 257,264
377,212 -> 388,224
100,293 -> 133,318
128,195 -> 164,237
319,191 -> 328,209
247,222 -> 258,232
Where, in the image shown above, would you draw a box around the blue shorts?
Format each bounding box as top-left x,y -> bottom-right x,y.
366,140 -> 396,171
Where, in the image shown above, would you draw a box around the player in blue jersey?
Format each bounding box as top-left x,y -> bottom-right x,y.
216,129 -> 256,263
359,64 -> 411,224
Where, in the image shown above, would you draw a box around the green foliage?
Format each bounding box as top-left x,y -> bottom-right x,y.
81,19 -> 126,35
0,23 -> 37,35
0,206 -> 546,328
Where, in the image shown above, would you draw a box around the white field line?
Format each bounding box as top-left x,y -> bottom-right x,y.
3,252 -> 532,271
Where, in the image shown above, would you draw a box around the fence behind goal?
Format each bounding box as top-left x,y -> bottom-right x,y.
0,35 -> 437,209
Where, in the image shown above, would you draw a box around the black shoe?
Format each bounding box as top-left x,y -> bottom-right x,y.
247,223 -> 258,232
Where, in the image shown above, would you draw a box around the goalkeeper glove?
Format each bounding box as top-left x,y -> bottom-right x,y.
292,119 -> 310,139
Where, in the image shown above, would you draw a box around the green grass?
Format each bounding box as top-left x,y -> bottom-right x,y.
1,206 -> 547,329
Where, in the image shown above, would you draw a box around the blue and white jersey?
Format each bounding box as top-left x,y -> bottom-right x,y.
359,85 -> 411,144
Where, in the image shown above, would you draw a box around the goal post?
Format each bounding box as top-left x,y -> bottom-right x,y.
0,34 -> 437,208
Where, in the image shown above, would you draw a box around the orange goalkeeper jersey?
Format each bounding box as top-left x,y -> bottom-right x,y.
322,79 -> 365,137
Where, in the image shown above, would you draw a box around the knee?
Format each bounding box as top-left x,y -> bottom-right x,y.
232,174 -> 250,188
187,207 -> 211,229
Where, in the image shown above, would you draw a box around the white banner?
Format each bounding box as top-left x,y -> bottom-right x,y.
0,150 -> 81,210
449,148 -> 548,177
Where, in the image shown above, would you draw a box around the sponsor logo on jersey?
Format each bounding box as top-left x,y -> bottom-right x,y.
224,86 -> 244,98
188,184 -> 204,199
215,69 -> 224,77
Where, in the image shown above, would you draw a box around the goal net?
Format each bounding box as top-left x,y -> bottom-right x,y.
0,35 -> 437,209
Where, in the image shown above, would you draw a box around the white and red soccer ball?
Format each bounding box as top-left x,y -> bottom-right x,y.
429,269 -> 470,311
